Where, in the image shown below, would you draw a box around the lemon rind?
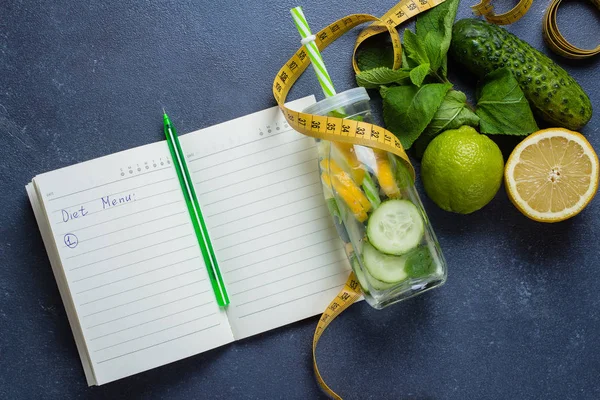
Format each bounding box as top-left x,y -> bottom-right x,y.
505,128 -> 599,222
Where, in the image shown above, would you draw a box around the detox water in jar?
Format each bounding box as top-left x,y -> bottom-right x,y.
303,87 -> 447,309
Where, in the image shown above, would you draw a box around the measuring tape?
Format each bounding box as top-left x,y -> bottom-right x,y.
273,0 -> 596,397
543,0 -> 600,59
471,0 -> 533,25
472,0 -> 600,58
273,0 -> 452,184
273,2 -> 443,398
312,272 -> 363,400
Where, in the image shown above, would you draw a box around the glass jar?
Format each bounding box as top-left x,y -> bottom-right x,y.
303,87 -> 447,309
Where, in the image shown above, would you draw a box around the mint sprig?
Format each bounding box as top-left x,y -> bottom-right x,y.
381,83 -> 452,149
356,67 -> 411,89
353,0 -> 537,154
475,68 -> 539,136
413,90 -> 480,157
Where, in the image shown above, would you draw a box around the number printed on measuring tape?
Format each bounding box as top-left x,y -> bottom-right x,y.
271,0 -> 460,184
273,0 -> 569,397
274,3 -> 450,398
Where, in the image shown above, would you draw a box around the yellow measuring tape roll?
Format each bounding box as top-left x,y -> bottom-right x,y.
471,0 -> 533,25
273,0 -> 594,397
543,0 -> 600,59
273,1 -> 446,398
472,0 -> 600,59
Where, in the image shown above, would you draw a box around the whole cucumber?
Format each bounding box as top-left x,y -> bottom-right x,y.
450,19 -> 592,130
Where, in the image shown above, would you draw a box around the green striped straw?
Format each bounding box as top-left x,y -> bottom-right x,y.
290,6 -> 337,98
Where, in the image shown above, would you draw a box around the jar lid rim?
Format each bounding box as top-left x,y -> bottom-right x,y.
302,87 -> 370,116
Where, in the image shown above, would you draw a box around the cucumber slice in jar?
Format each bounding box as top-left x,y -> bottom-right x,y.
364,269 -> 396,291
351,256 -> 370,294
367,199 -> 424,255
362,242 -> 409,284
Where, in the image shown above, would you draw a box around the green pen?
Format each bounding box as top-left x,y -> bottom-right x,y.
163,110 -> 229,307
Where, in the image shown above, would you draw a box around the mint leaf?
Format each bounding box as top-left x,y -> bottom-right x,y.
406,246 -> 435,278
476,68 -> 538,135
356,67 -> 411,89
415,0 -> 459,74
395,158 -> 413,189
326,198 -> 342,225
424,32 -> 443,71
403,29 -> 429,66
440,55 -> 448,78
414,90 -> 480,158
379,85 -> 390,99
382,83 -> 452,149
356,43 -> 394,71
410,63 -> 430,87
401,46 -> 418,69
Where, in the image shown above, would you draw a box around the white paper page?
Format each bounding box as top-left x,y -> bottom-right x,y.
26,183 -> 96,385
181,96 -> 352,339
32,141 -> 234,385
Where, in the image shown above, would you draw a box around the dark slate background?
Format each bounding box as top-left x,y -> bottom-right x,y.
1,1 -> 599,399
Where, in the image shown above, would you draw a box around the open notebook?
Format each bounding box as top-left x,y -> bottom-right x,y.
26,96 -> 353,385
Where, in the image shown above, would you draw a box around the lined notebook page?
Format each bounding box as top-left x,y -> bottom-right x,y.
32,140 -> 233,385
181,96 -> 352,339
26,183 -> 96,385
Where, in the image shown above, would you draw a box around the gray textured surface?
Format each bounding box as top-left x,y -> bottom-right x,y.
1,1 -> 599,399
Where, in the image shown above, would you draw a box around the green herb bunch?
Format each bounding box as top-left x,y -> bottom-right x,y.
355,0 -> 538,157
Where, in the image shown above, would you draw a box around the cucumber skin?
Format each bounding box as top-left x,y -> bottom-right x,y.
362,242 -> 409,283
351,256 -> 370,294
364,269 -> 396,291
450,19 -> 592,130
366,200 -> 424,256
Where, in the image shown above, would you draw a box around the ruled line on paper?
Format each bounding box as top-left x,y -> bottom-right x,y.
96,323 -> 221,364
212,204 -> 326,241
205,182 -> 321,220
82,282 -> 207,319
188,128 -> 298,166
73,245 -> 197,283
220,226 -> 335,263
223,237 -> 340,275
89,300 -> 214,340
238,282 -> 346,319
79,269 -> 204,306
65,222 -> 189,257
70,234 -> 194,271
75,256 -> 201,294
94,312 -> 218,352
216,215 -> 330,252
57,199 -> 184,236
196,146 -> 316,185
72,211 -> 186,244
51,177 -> 176,212
33,100 -> 325,379
200,169 -> 319,205
47,165 -> 172,201
231,259 -> 347,296
227,246 -> 344,285
197,157 -> 318,197
235,270 -> 349,307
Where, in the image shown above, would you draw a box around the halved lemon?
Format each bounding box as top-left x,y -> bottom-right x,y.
505,128 -> 599,222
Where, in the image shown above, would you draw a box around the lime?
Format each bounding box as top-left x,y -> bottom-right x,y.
421,126 -> 504,214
